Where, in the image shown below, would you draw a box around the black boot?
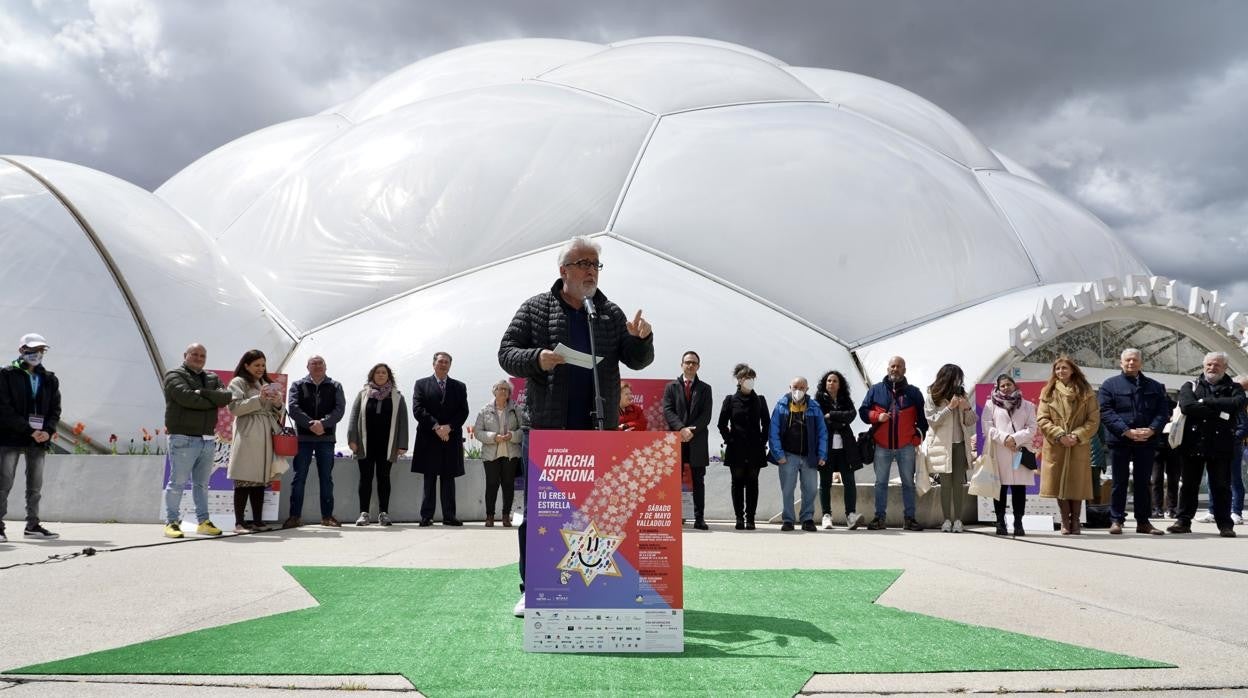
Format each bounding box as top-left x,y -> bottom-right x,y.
735,517 -> 745,530
1013,516 -> 1025,536
994,492 -> 1008,535
995,515 -> 1008,536
744,514 -> 756,530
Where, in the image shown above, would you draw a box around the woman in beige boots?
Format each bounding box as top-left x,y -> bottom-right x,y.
1036,356 -> 1099,534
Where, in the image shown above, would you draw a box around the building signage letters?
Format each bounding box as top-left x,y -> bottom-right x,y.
1009,275 -> 1248,355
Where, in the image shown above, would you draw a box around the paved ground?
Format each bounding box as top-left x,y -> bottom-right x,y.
1,517 -> 1246,696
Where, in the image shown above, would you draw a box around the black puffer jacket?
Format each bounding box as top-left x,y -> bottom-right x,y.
0,360 -> 61,449
816,391 -> 863,471
1178,374 -> 1247,456
498,280 -> 654,429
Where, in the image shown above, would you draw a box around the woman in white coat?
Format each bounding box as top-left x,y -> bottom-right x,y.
924,364 -> 978,532
473,379 -> 527,527
981,374 -> 1038,536
227,349 -> 286,533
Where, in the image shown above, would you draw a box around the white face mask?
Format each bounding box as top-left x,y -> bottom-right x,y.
740,379 -> 755,392
21,351 -> 42,367
791,389 -> 806,402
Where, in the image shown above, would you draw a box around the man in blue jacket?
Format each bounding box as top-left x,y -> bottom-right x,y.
1098,348 -> 1171,535
768,376 -> 827,532
285,355 -> 346,528
859,356 -> 927,531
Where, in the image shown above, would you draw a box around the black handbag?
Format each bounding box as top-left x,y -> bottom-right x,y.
1019,447 -> 1038,470
856,426 -> 878,466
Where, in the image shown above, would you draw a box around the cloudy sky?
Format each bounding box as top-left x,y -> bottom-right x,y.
3,0 -> 1246,307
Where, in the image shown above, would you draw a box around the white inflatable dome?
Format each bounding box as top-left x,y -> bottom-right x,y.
6,36 -> 1160,446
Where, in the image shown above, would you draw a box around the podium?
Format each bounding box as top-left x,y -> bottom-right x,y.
523,430 -> 684,653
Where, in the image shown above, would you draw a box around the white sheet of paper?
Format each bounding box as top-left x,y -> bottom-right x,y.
554,342 -> 603,370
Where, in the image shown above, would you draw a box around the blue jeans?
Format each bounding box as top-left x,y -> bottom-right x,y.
1234,444 -> 1246,516
291,441 -> 335,519
164,435 -> 213,524
778,452 -> 818,524
874,445 -> 917,520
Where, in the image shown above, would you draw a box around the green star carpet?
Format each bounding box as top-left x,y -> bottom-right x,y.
9,566 -> 1169,696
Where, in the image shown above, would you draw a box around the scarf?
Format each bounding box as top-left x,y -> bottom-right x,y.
1054,380 -> 1077,400
368,381 -> 394,403
991,387 -> 1023,415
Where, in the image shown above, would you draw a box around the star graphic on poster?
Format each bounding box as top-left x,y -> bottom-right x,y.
537,526 -> 548,535
556,521 -> 624,586
8,566 -> 1169,697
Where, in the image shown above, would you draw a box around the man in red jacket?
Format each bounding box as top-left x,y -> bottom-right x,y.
858,356 -> 928,531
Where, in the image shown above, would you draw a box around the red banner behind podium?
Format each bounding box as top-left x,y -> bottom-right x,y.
523,430 -> 684,653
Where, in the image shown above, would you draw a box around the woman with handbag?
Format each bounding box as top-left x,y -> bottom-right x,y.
1036,356 -> 1100,535
347,363 -> 409,526
473,379 -> 526,527
815,369 -> 864,529
981,374 -> 1038,536
924,364 -> 978,533
227,349 -> 286,533
717,363 -> 770,530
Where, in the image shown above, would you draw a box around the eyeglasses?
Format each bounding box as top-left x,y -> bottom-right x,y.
562,259 -> 603,271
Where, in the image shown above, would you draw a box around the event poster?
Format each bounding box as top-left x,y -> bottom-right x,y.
508,377 -> 677,513
524,430 -> 684,653
973,380 -> 1061,522
159,370 -> 287,528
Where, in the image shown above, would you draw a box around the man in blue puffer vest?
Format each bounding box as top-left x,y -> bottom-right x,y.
768,376 -> 827,532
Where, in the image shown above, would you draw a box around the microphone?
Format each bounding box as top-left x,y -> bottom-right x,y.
583,296 -> 599,318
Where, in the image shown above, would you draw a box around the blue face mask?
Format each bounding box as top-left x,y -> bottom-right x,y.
20,351 -> 42,367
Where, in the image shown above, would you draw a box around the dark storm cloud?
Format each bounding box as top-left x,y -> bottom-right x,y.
2,0 -> 1246,305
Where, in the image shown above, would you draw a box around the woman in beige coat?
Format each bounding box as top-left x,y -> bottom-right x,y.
1036,356 -> 1099,535
473,379 -> 527,527
924,364 -> 978,533
227,349 -> 285,533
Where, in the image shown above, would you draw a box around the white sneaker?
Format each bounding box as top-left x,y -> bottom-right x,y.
513,594 -> 526,618
1233,513 -> 1244,525
379,512 -> 392,526
355,512 -> 370,526
821,513 -> 833,530
940,519 -> 952,533
1197,512 -> 1216,523
847,512 -> 863,530
952,520 -> 964,533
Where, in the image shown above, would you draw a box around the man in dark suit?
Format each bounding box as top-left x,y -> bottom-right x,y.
662,350 -> 713,530
411,351 -> 469,526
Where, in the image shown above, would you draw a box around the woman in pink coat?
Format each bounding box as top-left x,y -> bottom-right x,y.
981,374 -> 1038,536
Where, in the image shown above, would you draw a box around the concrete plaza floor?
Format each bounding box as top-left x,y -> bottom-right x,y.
1,516 -> 1246,697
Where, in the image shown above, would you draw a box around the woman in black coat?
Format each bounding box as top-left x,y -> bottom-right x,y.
716,363 -> 770,530
815,369 -> 864,529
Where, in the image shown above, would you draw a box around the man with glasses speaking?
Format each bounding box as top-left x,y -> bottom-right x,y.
498,234 -> 655,616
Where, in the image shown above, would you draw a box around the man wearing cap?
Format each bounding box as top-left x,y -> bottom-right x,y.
162,342 -> 233,538
0,333 -> 62,541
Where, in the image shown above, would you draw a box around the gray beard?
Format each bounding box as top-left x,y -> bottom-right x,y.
1204,371 -> 1225,384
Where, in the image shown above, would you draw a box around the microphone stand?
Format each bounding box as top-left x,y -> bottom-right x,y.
584,296 -> 606,431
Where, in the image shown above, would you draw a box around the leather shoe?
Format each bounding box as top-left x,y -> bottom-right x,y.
443,519 -> 464,526
1219,527 -> 1237,538
801,520 -> 817,532
281,516 -> 301,529
321,516 -> 341,528
419,519 -> 433,527
485,516 -> 495,527
781,522 -> 795,531
1108,522 -> 1123,535
693,520 -> 709,530
1166,521 -> 1191,534
1136,523 -> 1164,535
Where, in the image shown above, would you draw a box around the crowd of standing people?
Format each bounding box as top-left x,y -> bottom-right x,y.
3,237 -> 1245,554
